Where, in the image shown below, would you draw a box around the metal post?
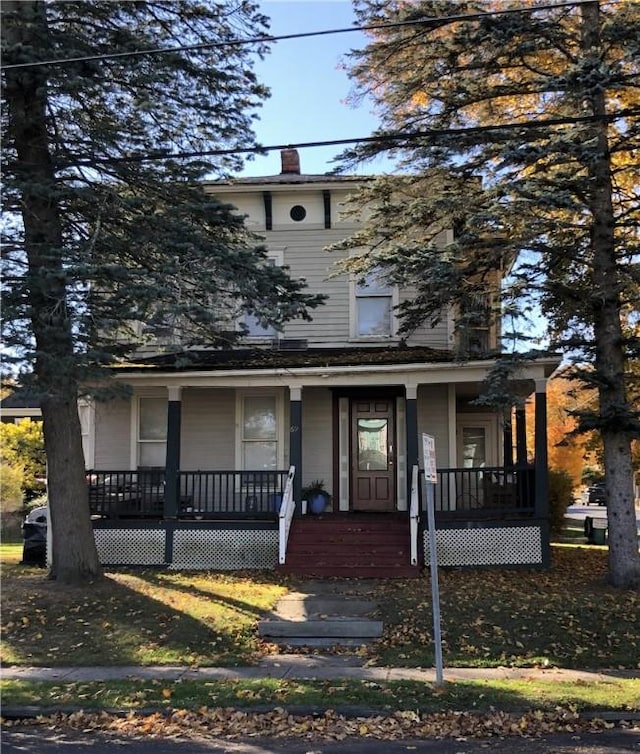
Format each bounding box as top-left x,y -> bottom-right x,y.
426,481 -> 444,685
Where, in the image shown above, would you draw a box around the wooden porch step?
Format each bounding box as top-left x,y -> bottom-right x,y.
277,514 -> 420,579
277,563 -> 420,579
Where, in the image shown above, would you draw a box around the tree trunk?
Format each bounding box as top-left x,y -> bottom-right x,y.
42,396 -> 102,583
3,0 -> 101,583
582,1 -> 639,589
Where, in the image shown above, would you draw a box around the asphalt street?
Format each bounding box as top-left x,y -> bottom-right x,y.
2,726 -> 640,753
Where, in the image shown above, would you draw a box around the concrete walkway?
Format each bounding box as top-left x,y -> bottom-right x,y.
3,656 -> 639,684
258,579 -> 383,647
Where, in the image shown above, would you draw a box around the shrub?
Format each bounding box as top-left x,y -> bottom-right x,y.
0,463 -> 25,512
0,420 -> 46,500
548,467 -> 575,537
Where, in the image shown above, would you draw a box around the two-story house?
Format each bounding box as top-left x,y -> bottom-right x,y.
85,149 -> 559,576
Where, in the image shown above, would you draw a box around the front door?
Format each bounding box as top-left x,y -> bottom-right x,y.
351,398 -> 396,511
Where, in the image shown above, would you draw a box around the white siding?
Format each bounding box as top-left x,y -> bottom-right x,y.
207,183 -> 458,351
181,389 -> 236,470
399,289 -> 451,349
271,227 -> 351,346
272,191 -> 325,230
417,385 -> 452,468
300,387 -> 334,494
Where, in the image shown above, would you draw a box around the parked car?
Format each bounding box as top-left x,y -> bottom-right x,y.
587,481 -> 608,506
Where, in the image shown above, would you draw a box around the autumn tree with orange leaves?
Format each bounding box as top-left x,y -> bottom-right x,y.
525,370 -> 599,487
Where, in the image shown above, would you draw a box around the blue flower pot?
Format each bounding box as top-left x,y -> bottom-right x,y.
309,494 -> 327,515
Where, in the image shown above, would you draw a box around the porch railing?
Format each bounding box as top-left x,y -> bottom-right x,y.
278,466 -> 296,564
88,465 -> 536,520
431,466 -> 535,517
88,469 -> 291,519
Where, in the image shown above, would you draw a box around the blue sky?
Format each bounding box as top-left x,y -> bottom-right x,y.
240,0 -> 394,177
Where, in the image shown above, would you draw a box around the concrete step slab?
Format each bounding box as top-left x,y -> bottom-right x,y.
258,618 -> 383,638
268,596 -> 379,620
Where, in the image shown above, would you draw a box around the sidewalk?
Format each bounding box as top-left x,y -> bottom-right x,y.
4,658 -> 640,725
4,654 -> 640,684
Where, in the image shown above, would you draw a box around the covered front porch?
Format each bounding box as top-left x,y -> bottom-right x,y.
88,460 -> 548,573
85,348 -> 557,573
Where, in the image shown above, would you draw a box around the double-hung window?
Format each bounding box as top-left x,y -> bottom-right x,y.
137,397 -> 167,467
354,269 -> 394,337
244,311 -> 277,338
243,251 -> 283,338
240,395 -> 278,470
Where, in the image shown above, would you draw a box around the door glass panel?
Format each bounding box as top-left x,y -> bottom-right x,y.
462,427 -> 486,468
358,418 -> 388,470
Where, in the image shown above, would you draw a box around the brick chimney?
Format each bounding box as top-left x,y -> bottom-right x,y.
281,148 -> 300,174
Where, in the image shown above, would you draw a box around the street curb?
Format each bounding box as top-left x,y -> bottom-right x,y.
2,705 -> 640,723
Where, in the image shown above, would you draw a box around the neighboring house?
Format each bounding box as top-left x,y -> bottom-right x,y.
86,149 -> 559,576
0,389 -> 42,424
1,389 -> 95,469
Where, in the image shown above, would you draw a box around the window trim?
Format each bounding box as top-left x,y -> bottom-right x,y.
131,394 -> 168,469
349,269 -> 398,340
235,389 -> 285,471
456,415 -> 499,468
242,248 -> 285,341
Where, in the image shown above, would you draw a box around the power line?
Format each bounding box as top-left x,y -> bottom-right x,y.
1,1 -> 592,71
69,108 -> 639,167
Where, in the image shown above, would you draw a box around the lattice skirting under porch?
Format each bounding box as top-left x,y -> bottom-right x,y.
92,520 -> 547,571
423,522 -> 547,568
171,528 -> 278,570
93,523 -> 278,570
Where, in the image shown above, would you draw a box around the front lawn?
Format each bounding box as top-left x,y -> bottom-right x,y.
1,544 -> 638,670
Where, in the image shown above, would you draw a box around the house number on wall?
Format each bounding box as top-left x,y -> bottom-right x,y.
290,425 -> 299,433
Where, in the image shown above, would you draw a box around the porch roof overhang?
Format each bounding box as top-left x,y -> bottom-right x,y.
112,347 -> 560,394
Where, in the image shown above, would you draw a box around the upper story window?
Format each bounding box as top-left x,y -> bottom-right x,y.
458,292 -> 492,355
289,205 -> 307,222
354,270 -> 394,337
244,312 -> 277,338
243,251 -> 284,338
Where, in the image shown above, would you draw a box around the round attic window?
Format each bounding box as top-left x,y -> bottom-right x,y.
290,205 -> 307,222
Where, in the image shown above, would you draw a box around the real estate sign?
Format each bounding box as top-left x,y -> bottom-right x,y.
422,433 -> 437,483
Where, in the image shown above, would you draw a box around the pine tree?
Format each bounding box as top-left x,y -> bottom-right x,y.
1,1 -> 324,583
337,0 -> 639,587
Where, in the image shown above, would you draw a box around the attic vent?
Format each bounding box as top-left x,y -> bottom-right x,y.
272,338 -> 308,351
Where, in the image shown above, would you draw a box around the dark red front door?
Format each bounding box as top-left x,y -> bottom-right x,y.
351,398 -> 396,512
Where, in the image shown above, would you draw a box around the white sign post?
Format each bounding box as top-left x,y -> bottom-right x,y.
422,433 -> 444,685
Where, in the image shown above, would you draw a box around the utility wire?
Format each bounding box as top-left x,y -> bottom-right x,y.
70,108 -> 639,167
1,0 -> 592,71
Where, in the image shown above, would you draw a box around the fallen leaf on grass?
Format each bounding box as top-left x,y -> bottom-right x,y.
9,706 -> 622,742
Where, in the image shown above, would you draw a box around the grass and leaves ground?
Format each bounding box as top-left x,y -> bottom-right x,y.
369,546 -> 639,669
1,542 -> 639,729
2,676 -> 639,713
1,544 -> 638,670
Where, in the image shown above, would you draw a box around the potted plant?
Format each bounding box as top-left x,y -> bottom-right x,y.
301,479 -> 332,515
